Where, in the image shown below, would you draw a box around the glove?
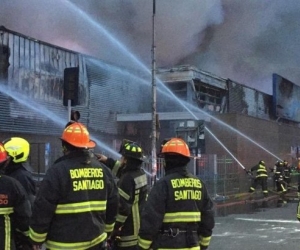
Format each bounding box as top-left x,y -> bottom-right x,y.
14,231 -> 33,250
110,228 -> 121,240
245,170 -> 251,175
32,245 -> 43,250
106,238 -> 114,250
95,153 -> 108,163
107,228 -> 121,250
16,242 -> 34,250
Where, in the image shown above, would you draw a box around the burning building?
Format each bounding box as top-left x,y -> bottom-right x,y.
0,25 -> 300,176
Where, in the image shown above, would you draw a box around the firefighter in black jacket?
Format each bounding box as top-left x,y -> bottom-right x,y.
282,160 -> 292,191
97,139 -> 148,250
29,122 -> 119,250
297,181 -> 300,221
3,137 -> 36,206
273,161 -> 286,192
138,138 -> 215,250
0,143 -> 32,250
273,161 -> 287,204
248,160 -> 268,197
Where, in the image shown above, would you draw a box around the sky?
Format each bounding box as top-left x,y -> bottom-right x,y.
1,0 -> 300,94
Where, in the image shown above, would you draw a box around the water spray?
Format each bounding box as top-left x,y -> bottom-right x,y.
88,57 -> 283,163
0,84 -> 66,127
88,56 -> 283,163
64,0 -> 285,163
186,102 -> 282,161
0,1 -> 284,176
64,0 -> 199,122
205,126 -> 247,171
0,82 -> 119,158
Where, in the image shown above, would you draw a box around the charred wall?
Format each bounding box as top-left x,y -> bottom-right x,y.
227,80 -> 272,120
206,113 -> 300,171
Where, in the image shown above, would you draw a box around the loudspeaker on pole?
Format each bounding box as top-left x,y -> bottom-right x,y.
63,67 -> 79,106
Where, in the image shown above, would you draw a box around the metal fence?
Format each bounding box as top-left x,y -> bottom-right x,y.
31,151 -> 298,198
142,154 -> 252,199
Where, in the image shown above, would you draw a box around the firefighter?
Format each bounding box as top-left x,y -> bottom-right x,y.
0,143 -> 32,250
282,160 -> 292,191
29,122 -> 119,250
269,161 -> 279,191
297,181 -> 300,221
248,160 -> 269,197
97,139 -> 148,250
297,197 -> 300,222
273,161 -> 287,204
3,137 -> 36,206
138,138 -> 215,250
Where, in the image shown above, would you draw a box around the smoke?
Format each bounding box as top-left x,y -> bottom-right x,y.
180,0 -> 300,94
1,0 -> 300,94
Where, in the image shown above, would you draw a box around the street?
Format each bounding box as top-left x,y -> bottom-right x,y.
210,202 -> 300,250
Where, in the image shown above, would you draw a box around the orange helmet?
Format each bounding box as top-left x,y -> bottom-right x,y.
161,138 -> 190,158
61,122 -> 96,149
0,143 -> 8,164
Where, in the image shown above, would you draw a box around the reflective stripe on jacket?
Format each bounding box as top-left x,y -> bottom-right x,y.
0,175 -> 31,250
251,163 -> 268,178
116,166 -> 148,248
138,167 -> 214,250
29,150 -> 119,249
297,200 -> 300,221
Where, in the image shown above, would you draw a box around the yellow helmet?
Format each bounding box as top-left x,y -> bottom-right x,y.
3,137 -> 30,163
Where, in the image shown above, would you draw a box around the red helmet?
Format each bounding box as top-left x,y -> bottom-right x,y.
0,143 -> 8,164
161,138 -> 190,158
61,122 -> 96,149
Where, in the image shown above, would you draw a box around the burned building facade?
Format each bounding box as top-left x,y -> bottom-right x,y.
153,66 -> 300,170
1,26 -> 300,174
0,26 -> 152,173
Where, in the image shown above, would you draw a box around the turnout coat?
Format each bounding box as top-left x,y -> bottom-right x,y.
138,167 -> 215,250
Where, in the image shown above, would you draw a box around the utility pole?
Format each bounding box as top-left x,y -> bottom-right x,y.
151,0 -> 157,185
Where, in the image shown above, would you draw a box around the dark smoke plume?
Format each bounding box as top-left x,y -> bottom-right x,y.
1,0 -> 300,94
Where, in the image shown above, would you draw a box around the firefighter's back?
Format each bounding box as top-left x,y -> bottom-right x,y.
152,170 -> 213,249
29,122 -> 119,250
0,174 -> 31,249
138,138 -> 214,250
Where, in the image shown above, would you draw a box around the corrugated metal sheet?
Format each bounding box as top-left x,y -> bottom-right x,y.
0,26 -> 274,141
0,92 -> 64,135
85,58 -> 152,134
0,27 -> 89,135
0,27 -> 153,138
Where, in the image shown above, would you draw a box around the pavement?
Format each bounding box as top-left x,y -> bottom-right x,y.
210,189 -> 300,250
214,189 -> 298,216
210,201 -> 300,250
36,189 -> 299,250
